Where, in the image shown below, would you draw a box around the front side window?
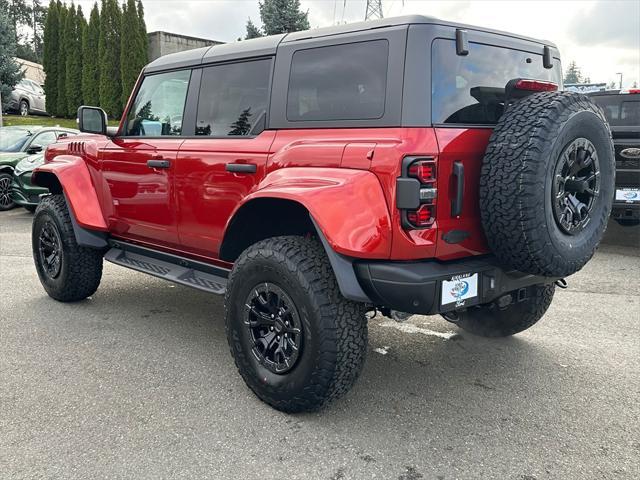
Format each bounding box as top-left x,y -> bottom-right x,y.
431,39 -> 562,125
31,131 -> 58,148
287,40 -> 389,122
124,70 -> 191,136
196,59 -> 272,137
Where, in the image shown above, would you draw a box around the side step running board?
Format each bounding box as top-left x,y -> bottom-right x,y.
104,242 -> 229,295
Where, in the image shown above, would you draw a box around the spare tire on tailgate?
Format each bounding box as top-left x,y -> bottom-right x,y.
479,91 -> 614,277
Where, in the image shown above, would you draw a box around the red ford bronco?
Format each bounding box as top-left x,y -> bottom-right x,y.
31,16 -> 614,412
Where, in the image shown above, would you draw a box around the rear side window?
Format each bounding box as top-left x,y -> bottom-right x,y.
431,39 -> 562,125
591,96 -> 640,126
287,40 -> 388,122
124,70 -> 191,136
196,59 -> 271,137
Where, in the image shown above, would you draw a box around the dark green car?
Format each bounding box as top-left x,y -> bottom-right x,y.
0,125 -> 78,211
10,153 -> 48,212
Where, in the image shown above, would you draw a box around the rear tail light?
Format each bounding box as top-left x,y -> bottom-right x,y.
406,204 -> 435,228
622,89 -> 640,94
398,157 -> 437,230
514,79 -> 558,92
408,160 -> 436,184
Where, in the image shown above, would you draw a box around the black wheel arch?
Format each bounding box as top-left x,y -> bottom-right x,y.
220,198 -> 371,303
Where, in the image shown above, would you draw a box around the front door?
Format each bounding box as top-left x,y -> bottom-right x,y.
101,69 -> 191,248
175,58 -> 275,259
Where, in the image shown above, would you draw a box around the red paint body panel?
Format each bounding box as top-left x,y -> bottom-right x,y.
175,131 -> 276,257
40,124 -> 495,264
242,167 -> 392,258
33,153 -> 108,231
101,138 -> 185,248
434,128 -> 492,260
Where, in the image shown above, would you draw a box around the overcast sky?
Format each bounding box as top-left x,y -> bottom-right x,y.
73,0 -> 639,88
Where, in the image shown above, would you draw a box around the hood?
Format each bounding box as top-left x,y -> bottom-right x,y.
0,152 -> 29,167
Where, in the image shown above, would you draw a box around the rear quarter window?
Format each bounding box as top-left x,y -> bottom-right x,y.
287,40 -> 389,122
431,39 -> 561,125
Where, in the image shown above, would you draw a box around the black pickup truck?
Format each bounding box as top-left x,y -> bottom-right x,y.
590,90 -> 640,226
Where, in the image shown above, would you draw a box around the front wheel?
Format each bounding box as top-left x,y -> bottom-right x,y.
224,236 -> 368,413
32,195 -> 104,302
443,284 -> 555,337
615,218 -> 639,227
19,100 -> 29,116
0,172 -> 16,211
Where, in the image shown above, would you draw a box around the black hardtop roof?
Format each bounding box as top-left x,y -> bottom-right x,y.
145,14 -> 557,74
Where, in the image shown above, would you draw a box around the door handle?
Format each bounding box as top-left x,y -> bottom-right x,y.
147,159 -> 171,169
451,161 -> 464,217
226,163 -> 257,174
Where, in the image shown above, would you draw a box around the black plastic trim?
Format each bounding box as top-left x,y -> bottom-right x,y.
455,29 -> 469,55
226,163 -> 257,174
62,193 -> 108,249
451,161 -> 464,217
354,255 -> 556,315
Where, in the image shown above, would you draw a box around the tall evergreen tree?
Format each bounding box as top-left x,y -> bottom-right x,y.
136,0 -> 148,63
82,2 -> 100,106
55,2 -> 68,116
245,18 -> 263,39
65,4 -> 84,117
120,0 -> 139,106
258,0 -> 309,36
99,0 -> 122,118
564,61 -> 583,84
0,9 -> 24,112
43,0 -> 59,114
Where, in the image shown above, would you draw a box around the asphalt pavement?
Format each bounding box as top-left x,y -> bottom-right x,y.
1,208 -> 639,480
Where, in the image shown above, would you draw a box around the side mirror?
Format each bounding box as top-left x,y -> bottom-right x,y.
27,144 -> 43,154
77,106 -> 111,136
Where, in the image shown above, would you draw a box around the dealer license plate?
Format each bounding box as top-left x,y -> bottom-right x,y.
616,188 -> 640,203
441,273 -> 478,307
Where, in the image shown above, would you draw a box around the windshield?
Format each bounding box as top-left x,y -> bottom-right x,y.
591,95 -> 639,127
0,127 -> 31,152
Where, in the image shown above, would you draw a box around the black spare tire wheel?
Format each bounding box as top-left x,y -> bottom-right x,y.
480,91 -> 615,277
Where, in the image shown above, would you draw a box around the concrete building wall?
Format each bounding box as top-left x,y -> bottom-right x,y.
148,31 -> 224,62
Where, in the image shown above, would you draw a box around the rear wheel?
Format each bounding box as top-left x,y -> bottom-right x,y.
19,99 -> 29,116
224,236 -> 368,413
0,172 -> 16,211
443,284 -> 555,337
615,218 -> 639,227
32,195 -> 103,302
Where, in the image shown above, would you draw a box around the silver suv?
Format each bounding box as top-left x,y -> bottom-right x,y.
7,79 -> 47,116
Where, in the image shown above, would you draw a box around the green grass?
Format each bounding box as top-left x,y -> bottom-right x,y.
1,114 -> 119,129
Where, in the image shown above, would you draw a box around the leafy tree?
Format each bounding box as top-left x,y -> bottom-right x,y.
0,0 -> 32,42
55,2 -> 68,116
245,18 -> 263,39
43,0 -> 59,114
0,9 -> 24,111
564,60 -> 583,84
82,2 -> 100,106
258,0 -> 309,36
65,4 -> 84,117
99,0 -> 122,118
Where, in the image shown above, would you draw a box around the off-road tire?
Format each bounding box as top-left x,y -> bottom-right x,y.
446,284 -> 555,337
480,92 -> 615,277
224,236 -> 368,413
0,172 -> 16,211
32,195 -> 103,302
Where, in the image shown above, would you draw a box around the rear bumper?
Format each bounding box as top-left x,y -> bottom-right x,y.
354,255 -> 555,315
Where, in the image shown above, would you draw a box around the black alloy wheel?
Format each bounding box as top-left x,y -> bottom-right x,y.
244,282 -> 303,374
38,220 -> 63,279
0,173 -> 14,210
552,138 -> 601,235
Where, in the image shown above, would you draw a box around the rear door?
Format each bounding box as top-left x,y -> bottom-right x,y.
176,58 -> 275,258
101,69 -> 191,248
